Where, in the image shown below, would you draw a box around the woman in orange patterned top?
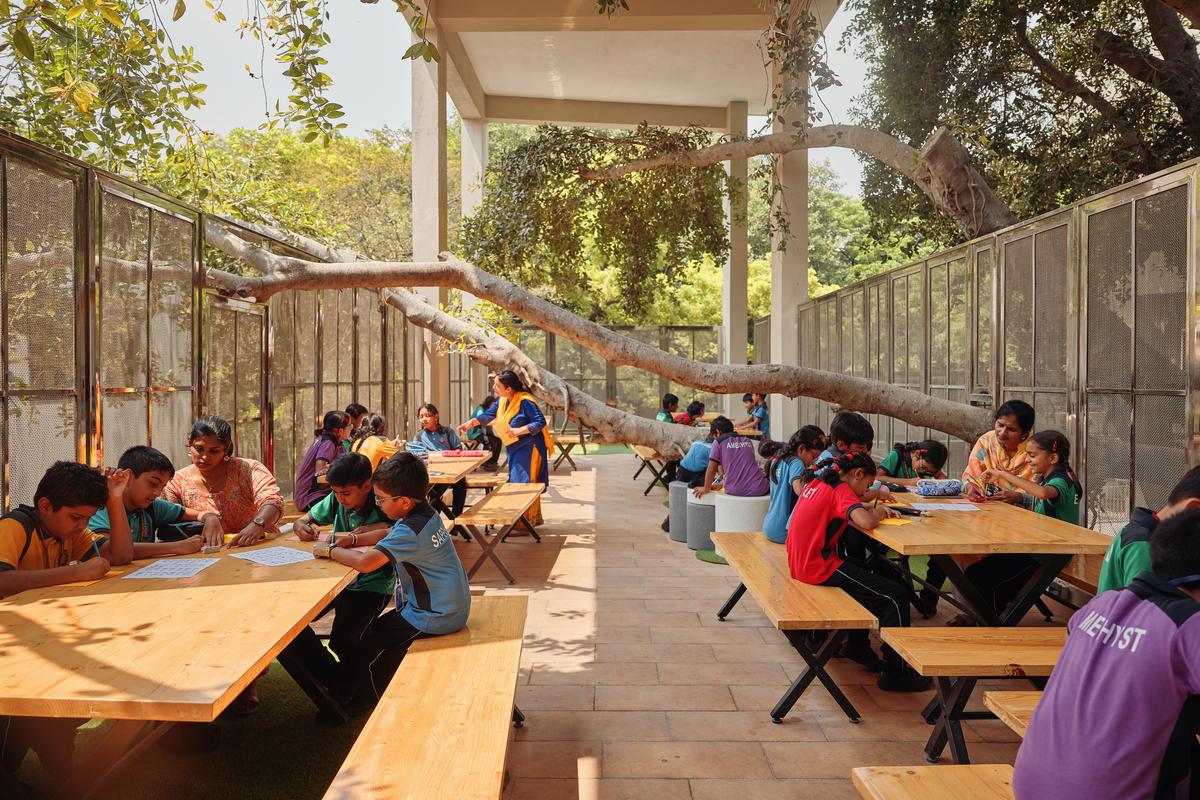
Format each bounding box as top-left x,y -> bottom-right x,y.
162,414 -> 284,714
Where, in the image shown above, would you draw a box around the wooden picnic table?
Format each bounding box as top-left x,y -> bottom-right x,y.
0,537 -> 355,799
983,690 -> 1040,737
735,427 -> 763,438
425,451 -> 489,485
865,495 -> 1111,626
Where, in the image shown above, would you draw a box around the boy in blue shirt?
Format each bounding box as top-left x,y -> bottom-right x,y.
314,452 -> 470,708
88,446 -> 223,559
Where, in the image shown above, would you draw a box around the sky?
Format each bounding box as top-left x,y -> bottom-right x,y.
165,4 -> 868,196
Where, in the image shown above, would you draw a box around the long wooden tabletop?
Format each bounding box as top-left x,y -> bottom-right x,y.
426,452 -> 489,485
0,538 -> 354,722
983,690 -> 1040,737
880,627 -> 1066,677
866,495 -> 1112,556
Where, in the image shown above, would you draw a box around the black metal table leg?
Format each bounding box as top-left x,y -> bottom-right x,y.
924,675 -> 977,764
771,630 -> 861,724
999,555 -> 1073,625
512,706 -> 525,728
717,583 -> 747,621
277,647 -> 349,723
465,523 -> 517,584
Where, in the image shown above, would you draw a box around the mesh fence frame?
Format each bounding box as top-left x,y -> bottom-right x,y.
151,389 -> 191,469
1034,225 -> 1069,389
1134,186 -> 1188,392
1086,204 -> 1134,390
7,397 -> 77,505
1003,235 -> 1034,389
149,212 -> 194,388
974,246 -> 994,394
100,194 -> 149,389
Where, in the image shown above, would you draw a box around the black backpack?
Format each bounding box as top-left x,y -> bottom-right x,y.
0,506 -> 39,566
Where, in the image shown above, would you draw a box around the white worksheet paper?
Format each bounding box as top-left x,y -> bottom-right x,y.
123,558 -> 220,580
911,503 -> 981,512
229,546 -> 314,567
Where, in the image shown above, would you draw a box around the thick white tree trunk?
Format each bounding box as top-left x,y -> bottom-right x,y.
204,220 -> 993,443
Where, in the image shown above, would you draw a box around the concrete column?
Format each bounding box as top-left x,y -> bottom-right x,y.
461,117 -> 490,403
723,100 -> 749,417
769,111 -> 808,437
411,22 -> 449,411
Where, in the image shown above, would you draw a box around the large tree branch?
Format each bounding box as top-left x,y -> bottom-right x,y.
1159,0 -> 1200,27
380,288 -> 703,457
204,222 -> 993,442
1015,12 -> 1158,171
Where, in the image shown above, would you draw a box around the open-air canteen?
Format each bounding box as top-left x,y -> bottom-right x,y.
3,1 -> 1200,798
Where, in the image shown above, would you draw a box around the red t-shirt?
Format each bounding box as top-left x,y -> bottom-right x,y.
786,480 -> 864,584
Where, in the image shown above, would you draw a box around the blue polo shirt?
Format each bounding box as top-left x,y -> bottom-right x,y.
88,498 -> 185,543
751,404 -> 769,441
406,426 -> 463,454
374,502 -> 470,635
763,456 -> 808,544
680,440 -> 713,473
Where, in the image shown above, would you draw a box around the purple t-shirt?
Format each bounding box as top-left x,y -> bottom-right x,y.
1014,574 -> 1200,799
709,434 -> 768,497
294,436 -> 340,511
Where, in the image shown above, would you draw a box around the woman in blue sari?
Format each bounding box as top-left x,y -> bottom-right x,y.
460,370 -> 552,524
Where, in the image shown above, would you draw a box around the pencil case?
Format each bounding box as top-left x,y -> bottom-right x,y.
915,478 -> 962,497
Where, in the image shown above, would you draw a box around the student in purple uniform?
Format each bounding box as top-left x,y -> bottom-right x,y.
693,417 -> 768,499
1014,506 -> 1200,799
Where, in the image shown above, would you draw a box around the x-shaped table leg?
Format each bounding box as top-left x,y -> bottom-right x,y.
924,675 -> 977,764
641,461 -> 667,495
716,583 -> 747,621
771,630 -> 861,724
553,443 -> 576,470
465,523 -> 517,584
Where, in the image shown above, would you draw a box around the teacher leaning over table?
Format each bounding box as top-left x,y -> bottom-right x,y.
162,414 -> 285,714
460,370 -> 552,526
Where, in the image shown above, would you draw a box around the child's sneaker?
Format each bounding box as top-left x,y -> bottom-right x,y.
838,640 -> 885,672
877,669 -> 933,693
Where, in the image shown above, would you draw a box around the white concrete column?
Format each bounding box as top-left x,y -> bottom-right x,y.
411,21 -> 449,411
769,111 -> 808,437
723,100 -> 749,417
460,116 -> 490,403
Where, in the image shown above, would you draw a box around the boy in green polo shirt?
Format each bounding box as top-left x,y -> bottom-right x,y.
1097,466 -> 1200,593
294,453 -> 394,666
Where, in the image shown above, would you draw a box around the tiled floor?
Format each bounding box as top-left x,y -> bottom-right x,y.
461,454 -> 1035,799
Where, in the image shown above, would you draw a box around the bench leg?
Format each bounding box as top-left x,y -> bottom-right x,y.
512,706 -> 525,728
553,443 -> 576,471
56,719 -> 175,800
642,462 -> 667,496
519,516 -> 541,543
772,630 -> 860,724
465,523 -> 517,584
717,583 -> 747,621
277,646 -> 350,724
924,676 -> 976,765
632,458 -> 648,480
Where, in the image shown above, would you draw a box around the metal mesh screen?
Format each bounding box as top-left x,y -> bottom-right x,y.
555,337 -> 607,403
1034,391 -> 1068,436
974,247 -> 994,393
1084,393 -> 1132,533
338,290 -> 355,385
149,212 -> 194,387
100,194 -> 148,388
206,303 -> 236,421
273,392 -> 295,496
151,390 -> 192,470
1134,186 -> 1188,391
296,386 -> 316,462
449,352 -> 471,423
270,292 -> 296,494
616,328 -> 662,419
948,258 -> 968,387
386,308 -> 405,435
320,291 -> 339,410
668,329 -> 720,412
102,393 -> 147,466
1003,236 -> 1034,388
865,281 -> 890,452
235,312 -> 263,461
405,323 -> 424,437
1034,225 -> 1069,388
1086,204 -> 1133,389
928,264 -> 948,385
1134,394 -> 1188,511
6,159 -> 76,391
7,396 -> 76,504
797,305 -> 819,426
296,291 -> 317,384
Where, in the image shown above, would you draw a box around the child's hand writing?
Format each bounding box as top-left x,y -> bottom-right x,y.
174,535 -> 204,555
880,506 -> 902,520
75,557 -> 110,581
293,518 -> 319,541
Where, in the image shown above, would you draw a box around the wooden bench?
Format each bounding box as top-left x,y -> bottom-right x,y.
454,483 -> 543,584
851,765 -> 1015,799
711,532 -> 878,724
881,628 -> 1064,764
983,690 -> 1039,738
466,472 -> 508,495
631,444 -> 670,495
324,595 -> 528,800
552,429 -> 590,471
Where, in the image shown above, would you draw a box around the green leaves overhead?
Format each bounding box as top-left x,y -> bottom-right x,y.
459,124 -> 730,317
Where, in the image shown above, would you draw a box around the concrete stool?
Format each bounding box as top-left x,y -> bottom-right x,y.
713,493 -> 771,557
686,491 -> 718,551
668,481 -> 689,543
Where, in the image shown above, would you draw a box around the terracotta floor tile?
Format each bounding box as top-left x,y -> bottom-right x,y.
658,662 -> 790,686
689,779 -> 861,800
710,643 -> 805,663
508,778 -> 692,800
528,661 -> 660,686
595,684 -> 736,712
762,741 -> 929,778
650,626 -> 768,644
603,741 -> 772,779
666,711 -> 827,742
506,741 -> 603,779
594,643 -> 715,663
516,685 -> 596,711
595,611 -> 703,628
514,710 -> 670,742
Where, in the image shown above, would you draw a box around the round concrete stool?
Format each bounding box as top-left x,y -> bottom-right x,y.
686,491 -> 718,551
713,493 -> 771,557
668,481 -> 689,543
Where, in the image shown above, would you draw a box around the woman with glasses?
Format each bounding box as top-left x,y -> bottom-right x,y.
162,415 -> 284,714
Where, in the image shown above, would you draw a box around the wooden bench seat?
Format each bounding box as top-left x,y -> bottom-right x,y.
454,484 -> 543,584
983,690 -> 1040,738
881,628 -> 1064,764
851,765 -> 1015,799
711,532 -> 877,724
324,595 -> 527,800
553,429 -> 590,470
630,444 -> 670,495
466,472 -> 508,493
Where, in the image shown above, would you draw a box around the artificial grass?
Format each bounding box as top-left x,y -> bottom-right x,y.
15,660 -> 364,800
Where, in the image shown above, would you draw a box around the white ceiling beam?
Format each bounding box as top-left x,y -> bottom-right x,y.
443,31 -> 485,119
484,95 -> 729,130
437,0 -> 772,32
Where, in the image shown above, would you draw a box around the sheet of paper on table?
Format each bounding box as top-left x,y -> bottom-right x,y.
123,557 -> 220,580
910,502 -> 980,512
229,546 -> 314,567
878,518 -> 912,526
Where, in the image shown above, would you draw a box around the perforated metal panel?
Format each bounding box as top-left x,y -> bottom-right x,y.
1134,394 -> 1188,511
1086,204 -> 1133,389
149,212 -> 194,387
1034,226 -> 1068,388
616,328 -> 662,419
235,312 -> 263,459
6,159 -> 77,391
1084,393 -> 1132,534
7,396 -> 76,504
948,258 -> 968,387
1134,186 -> 1188,391
151,390 -> 192,470
206,304 -> 236,421
974,247 -> 994,393
668,329 -> 720,412
102,393 -> 147,465
296,291 -> 318,384
928,263 -> 948,385
1003,236 -> 1034,388
100,195 -> 149,388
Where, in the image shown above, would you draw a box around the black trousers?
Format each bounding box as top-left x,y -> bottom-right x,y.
349,610 -> 432,704
662,460 -> 678,484
329,589 -> 390,665
676,466 -> 706,488
822,559 -> 912,675
482,434 -> 502,466
965,554 -> 1040,619
430,480 -> 468,517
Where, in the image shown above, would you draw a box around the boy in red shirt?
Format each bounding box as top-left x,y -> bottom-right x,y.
787,451 -> 931,692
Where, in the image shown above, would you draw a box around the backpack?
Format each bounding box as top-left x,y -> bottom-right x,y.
0,506 -> 39,566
